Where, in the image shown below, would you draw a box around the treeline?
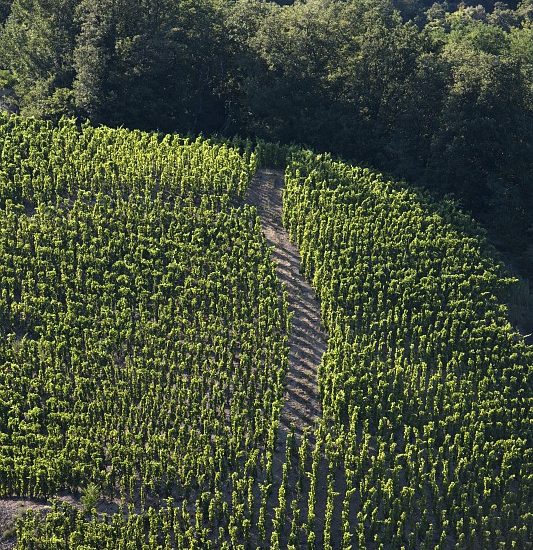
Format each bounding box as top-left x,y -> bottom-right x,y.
1,0 -> 532,275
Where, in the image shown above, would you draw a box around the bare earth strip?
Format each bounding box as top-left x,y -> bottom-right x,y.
0,496 -> 81,549
247,168 -> 330,547
246,168 -> 327,435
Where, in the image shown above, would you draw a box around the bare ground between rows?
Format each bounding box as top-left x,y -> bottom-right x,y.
246,168 -> 327,437
246,168 -> 333,546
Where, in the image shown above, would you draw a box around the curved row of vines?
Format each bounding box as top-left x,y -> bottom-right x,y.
279,151 -> 532,549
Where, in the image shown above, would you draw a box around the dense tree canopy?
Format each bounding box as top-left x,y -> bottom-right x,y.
1,0 -> 532,275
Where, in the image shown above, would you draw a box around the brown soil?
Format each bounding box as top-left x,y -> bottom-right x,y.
246,168 -> 327,436
247,169 -> 332,547
0,498 -> 49,549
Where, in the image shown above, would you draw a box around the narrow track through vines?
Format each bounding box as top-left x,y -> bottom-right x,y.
246,168 -> 327,437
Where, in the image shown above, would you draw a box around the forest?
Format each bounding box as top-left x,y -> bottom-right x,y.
0,0 -> 532,278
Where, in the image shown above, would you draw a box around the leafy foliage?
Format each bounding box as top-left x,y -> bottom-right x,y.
1,0 -> 532,276
281,151 -> 532,548
0,113 -> 290,547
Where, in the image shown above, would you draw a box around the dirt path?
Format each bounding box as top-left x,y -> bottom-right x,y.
246,169 -> 327,435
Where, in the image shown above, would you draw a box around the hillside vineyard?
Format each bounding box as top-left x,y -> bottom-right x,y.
0,115 -> 531,548
0,115 -> 291,548
282,152 -> 532,549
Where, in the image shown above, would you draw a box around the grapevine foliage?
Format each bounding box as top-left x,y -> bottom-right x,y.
0,114 -> 289,548
1,117 -> 531,549
281,151 -> 532,549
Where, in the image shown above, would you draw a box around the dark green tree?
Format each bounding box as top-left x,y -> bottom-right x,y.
0,0 -> 78,118
73,0 -> 229,131
426,19 -> 533,267
72,0 -> 116,123
0,0 -> 13,23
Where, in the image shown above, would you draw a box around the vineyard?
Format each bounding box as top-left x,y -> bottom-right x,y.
0,114 -> 291,548
0,114 -> 531,549
281,152 -> 532,548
